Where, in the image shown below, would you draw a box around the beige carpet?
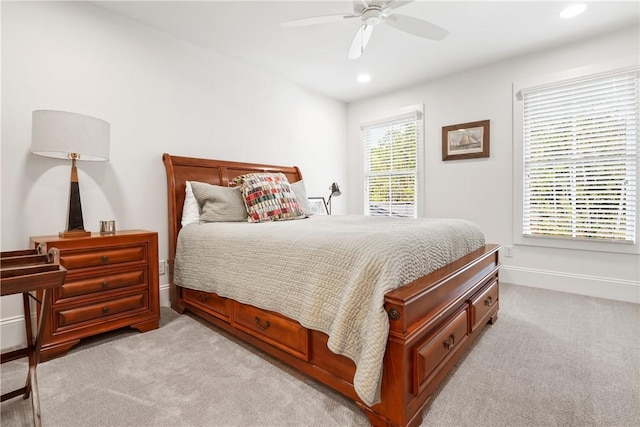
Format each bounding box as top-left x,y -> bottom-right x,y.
1,283 -> 639,426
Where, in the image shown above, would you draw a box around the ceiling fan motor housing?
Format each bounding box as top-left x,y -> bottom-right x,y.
362,7 -> 383,26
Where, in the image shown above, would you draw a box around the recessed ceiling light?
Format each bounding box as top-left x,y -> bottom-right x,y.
357,74 -> 371,83
559,3 -> 586,19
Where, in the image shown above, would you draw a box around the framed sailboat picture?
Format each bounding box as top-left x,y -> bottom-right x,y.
442,120 -> 490,161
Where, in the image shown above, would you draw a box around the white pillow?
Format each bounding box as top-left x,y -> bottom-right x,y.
290,180 -> 314,216
181,181 -> 201,227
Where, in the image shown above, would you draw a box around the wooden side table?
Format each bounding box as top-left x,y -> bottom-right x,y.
30,230 -> 160,361
1,248 -> 67,427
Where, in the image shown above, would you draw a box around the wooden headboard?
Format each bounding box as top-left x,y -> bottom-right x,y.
162,153 -> 303,263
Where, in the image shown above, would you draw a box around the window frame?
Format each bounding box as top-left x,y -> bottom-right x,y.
361,105 -> 424,218
513,62 -> 640,255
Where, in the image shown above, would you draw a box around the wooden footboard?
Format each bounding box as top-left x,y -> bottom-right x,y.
162,153 -> 500,427
377,243 -> 499,427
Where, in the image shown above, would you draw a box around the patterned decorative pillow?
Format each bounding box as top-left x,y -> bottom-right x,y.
232,173 -> 307,223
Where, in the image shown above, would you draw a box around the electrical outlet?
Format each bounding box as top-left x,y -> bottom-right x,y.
504,246 -> 513,258
159,260 -> 166,275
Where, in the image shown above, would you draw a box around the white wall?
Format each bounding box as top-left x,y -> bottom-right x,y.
347,26 -> 640,303
2,3 -> 637,353
0,2 -> 346,350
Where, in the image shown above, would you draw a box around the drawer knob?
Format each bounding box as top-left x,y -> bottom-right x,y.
101,255 -> 109,263
484,296 -> 493,306
102,281 -> 109,289
102,306 -> 110,314
443,333 -> 456,350
197,292 -> 209,303
254,316 -> 271,331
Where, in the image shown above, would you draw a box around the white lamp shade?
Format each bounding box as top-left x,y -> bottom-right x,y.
31,110 -> 110,161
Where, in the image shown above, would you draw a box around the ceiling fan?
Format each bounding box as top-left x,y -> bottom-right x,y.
281,0 -> 449,60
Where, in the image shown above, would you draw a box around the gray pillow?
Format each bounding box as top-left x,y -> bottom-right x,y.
290,180 -> 313,216
190,181 -> 248,222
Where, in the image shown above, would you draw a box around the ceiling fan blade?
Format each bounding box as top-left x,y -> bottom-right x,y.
384,0 -> 415,11
281,14 -> 358,27
348,25 -> 373,60
355,0 -> 370,10
385,14 -> 449,41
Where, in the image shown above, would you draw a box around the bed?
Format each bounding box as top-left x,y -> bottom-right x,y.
162,153 -> 500,427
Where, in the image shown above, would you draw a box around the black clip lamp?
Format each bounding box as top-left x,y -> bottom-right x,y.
326,182 -> 341,215
31,110 -> 110,238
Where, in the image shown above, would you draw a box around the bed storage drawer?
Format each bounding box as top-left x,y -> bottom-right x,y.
232,302 -> 309,361
183,289 -> 232,320
413,308 -> 469,395
470,279 -> 498,330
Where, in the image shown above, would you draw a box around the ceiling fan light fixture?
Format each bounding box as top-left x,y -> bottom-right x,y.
357,73 -> 371,83
559,3 -> 586,19
362,7 -> 383,26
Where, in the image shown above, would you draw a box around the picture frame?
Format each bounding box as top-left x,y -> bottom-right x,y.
308,197 -> 328,215
442,120 -> 490,161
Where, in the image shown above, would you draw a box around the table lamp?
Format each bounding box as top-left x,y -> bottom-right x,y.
31,110 -> 110,238
326,182 -> 341,215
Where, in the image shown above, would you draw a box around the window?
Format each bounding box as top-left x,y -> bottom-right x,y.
519,69 -> 638,244
362,108 -> 423,217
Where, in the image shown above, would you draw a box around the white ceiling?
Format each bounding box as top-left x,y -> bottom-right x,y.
92,1 -> 640,103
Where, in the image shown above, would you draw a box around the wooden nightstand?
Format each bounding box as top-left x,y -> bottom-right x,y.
30,230 -> 160,361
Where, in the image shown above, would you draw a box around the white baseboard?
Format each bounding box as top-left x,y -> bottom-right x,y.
0,315 -> 30,352
159,283 -> 170,307
500,265 -> 640,303
1,284 -> 173,352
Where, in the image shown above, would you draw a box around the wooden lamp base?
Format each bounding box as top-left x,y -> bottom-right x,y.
59,157 -> 91,239
59,230 -> 91,238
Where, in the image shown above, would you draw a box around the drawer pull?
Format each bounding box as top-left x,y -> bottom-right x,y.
197,292 -> 209,303
101,281 -> 109,289
101,255 -> 109,263
102,306 -> 110,314
443,334 -> 456,350
254,316 -> 271,331
484,296 -> 493,306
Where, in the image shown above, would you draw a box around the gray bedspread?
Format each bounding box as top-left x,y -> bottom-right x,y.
174,215 -> 485,405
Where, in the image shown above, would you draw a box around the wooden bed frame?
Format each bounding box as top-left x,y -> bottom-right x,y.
162,153 -> 500,427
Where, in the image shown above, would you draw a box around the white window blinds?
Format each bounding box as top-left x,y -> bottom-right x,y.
521,70 -> 639,243
362,110 -> 422,218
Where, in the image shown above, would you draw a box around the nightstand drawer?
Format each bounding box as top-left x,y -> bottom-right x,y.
232,302 -> 309,361
56,292 -> 147,328
60,246 -> 145,269
58,269 -> 146,300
